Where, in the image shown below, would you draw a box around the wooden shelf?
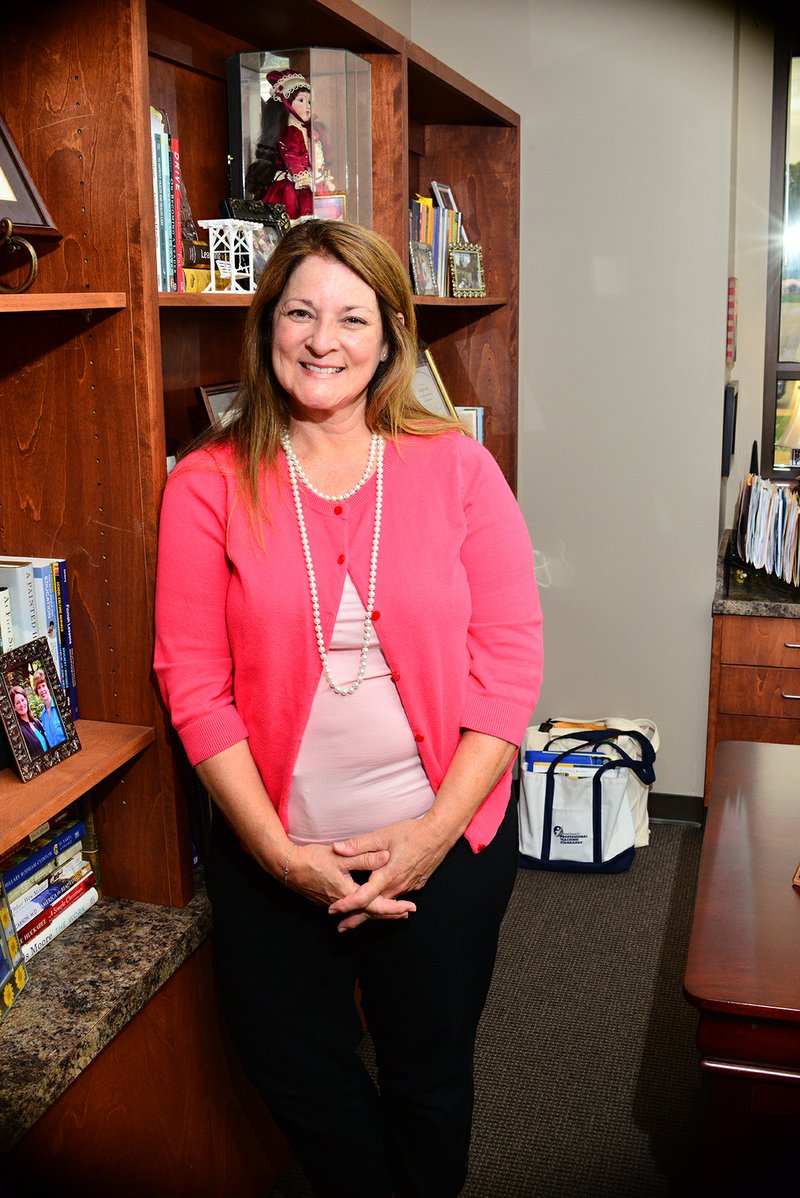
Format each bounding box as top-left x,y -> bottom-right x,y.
0,292 -> 127,313
413,295 -> 507,309
158,291 -> 253,307
0,720 -> 155,854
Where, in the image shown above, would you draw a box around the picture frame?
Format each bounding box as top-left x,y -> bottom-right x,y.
0,115 -> 61,239
413,348 -> 457,419
221,197 -> 290,279
197,382 -> 240,429
431,180 -> 457,210
409,241 -> 438,297
449,242 -> 486,298
0,638 -> 80,783
313,192 -> 348,222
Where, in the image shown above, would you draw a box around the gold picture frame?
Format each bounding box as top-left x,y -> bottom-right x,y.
413,347 -> 457,418
448,242 -> 486,298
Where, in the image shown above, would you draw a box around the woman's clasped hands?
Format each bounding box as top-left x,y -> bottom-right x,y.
327,814 -> 455,931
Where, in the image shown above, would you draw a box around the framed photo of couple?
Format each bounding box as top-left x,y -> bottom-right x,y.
0,638 -> 80,782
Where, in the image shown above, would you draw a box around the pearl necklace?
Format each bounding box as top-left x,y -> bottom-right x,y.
280,429 -> 381,501
282,431 -> 385,697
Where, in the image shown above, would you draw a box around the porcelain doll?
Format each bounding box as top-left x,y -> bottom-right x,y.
245,68 -> 336,221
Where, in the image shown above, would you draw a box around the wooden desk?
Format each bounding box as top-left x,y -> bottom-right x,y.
684,741 -> 800,1180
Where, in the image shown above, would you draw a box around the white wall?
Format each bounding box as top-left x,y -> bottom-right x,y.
356,0 -> 761,798
724,9 -> 774,530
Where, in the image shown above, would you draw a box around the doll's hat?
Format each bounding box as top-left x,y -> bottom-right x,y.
267,69 -> 310,102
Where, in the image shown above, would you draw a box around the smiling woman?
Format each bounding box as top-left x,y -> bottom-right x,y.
154,219 -> 543,1198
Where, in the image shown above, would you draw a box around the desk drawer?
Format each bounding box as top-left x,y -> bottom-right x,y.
719,665 -> 800,718
720,616 -> 800,667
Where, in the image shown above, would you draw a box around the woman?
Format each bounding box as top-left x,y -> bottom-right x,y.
31,668 -> 66,747
154,220 -> 542,1197
245,68 -> 336,221
10,685 -> 48,759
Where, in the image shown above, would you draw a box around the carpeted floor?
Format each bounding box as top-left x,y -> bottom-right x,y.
271,821 -> 705,1197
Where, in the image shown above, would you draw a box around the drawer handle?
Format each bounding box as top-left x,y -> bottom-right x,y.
781,691 -> 800,700
784,642 -> 800,649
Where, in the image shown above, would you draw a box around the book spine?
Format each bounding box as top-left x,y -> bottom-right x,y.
171,136 -> 184,291
55,560 -> 78,719
21,886 -> 99,962
0,585 -> 13,651
0,821 -> 85,892
0,564 -> 39,646
155,131 -> 174,291
18,873 -> 95,945
33,562 -> 64,685
5,841 -> 83,906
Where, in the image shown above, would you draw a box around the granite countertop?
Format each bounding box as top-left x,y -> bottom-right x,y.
713,531 -> 800,618
0,874 -> 212,1151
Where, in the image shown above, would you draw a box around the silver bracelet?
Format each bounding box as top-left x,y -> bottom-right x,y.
283,844 -> 296,887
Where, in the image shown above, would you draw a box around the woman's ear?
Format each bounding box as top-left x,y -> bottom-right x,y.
396,311 -> 405,326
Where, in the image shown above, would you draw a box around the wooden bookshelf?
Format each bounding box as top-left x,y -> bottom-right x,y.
1,0 -> 520,1186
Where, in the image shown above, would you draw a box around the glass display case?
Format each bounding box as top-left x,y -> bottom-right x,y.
227,47 -> 372,228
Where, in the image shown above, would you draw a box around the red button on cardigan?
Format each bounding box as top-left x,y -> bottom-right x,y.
414,732 -> 424,743
370,610 -> 380,621
334,504 -> 343,515
337,554 -> 345,564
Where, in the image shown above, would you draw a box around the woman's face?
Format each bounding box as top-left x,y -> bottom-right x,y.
272,254 -> 387,424
13,690 -> 28,718
291,90 -> 311,122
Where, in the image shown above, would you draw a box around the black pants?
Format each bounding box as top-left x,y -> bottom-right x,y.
207,800 -> 519,1198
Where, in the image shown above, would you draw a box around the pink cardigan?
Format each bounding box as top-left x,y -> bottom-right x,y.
154,432 -> 543,851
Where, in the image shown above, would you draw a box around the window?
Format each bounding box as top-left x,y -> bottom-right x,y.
763,34 -> 800,478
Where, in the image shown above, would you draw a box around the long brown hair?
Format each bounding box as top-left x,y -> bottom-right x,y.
202,220 -> 460,514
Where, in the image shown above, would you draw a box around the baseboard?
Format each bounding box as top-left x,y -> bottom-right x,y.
648,791 -> 704,826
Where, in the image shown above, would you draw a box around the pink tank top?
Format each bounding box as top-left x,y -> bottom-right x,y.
287,575 -> 436,844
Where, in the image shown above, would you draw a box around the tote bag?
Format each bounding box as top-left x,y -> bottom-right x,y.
518,729 -> 657,874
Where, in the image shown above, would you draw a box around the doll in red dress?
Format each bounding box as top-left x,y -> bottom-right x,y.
245,68 -> 336,221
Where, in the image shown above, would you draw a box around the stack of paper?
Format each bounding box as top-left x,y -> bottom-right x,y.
735,474 -> 800,586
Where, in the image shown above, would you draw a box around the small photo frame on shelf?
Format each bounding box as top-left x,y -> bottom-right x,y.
431,181 -> 457,210
313,192 -> 348,222
449,243 -> 486,298
409,241 -> 438,297
197,382 -> 240,429
0,638 -> 80,783
413,348 -> 457,419
221,197 -> 290,280
0,115 -> 61,239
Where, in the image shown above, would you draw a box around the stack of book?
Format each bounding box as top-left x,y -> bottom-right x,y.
0,814 -> 99,964
0,872 -> 28,1022
0,555 -> 78,719
409,195 -> 464,297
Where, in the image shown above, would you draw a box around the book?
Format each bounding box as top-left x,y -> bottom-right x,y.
5,839 -> 83,907
28,557 -> 65,687
0,874 -> 28,1023
21,883 -> 99,962
0,585 -> 13,652
150,106 -> 166,289
0,818 -> 85,893
182,238 -> 211,268
171,136 -> 185,292
183,267 -> 213,293
52,558 -> 79,719
17,870 -> 95,945
0,558 -> 39,648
